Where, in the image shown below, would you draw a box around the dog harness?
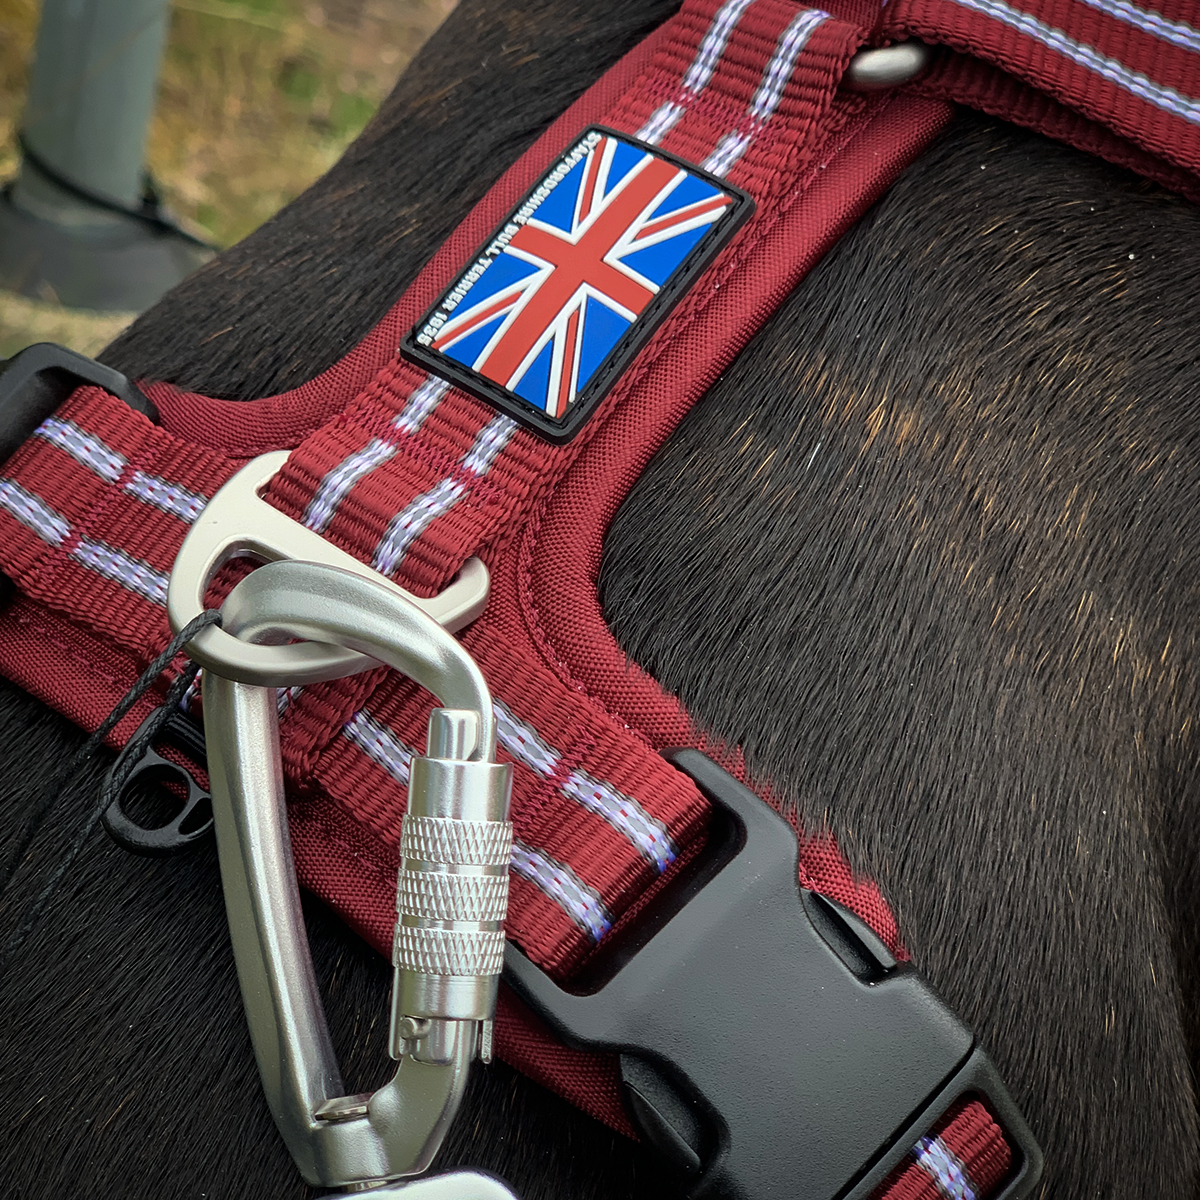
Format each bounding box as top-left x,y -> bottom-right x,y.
2,0 -> 1198,1195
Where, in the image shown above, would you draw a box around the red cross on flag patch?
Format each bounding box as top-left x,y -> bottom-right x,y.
404,127 -> 753,442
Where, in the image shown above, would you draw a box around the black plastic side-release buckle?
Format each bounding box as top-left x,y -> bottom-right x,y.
505,750 -> 1044,1200
0,341 -> 157,467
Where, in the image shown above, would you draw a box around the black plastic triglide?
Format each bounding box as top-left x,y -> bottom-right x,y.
0,341 -> 156,467
504,749 -> 1044,1200
102,708 -> 213,856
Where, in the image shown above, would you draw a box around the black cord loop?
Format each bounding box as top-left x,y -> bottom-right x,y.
0,610 -> 221,967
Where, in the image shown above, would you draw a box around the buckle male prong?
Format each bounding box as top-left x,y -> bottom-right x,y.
204,560 -> 515,1194
505,750 -> 1044,1200
167,450 -> 489,686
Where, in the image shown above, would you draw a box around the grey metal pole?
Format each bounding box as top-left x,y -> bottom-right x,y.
0,0 -> 212,313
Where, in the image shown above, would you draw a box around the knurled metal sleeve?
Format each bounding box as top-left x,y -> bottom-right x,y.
397,869 -> 510,922
394,926 -> 507,977
400,814 -> 513,866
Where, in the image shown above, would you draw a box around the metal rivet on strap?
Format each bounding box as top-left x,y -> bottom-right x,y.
842,42 -> 934,92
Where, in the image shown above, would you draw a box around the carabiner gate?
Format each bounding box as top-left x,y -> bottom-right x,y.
193,558 -> 515,1196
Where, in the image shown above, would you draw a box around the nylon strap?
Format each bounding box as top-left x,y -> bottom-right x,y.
3,0 -> 1198,1191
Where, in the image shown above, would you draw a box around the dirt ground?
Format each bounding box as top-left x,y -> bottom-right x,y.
0,0 -> 455,358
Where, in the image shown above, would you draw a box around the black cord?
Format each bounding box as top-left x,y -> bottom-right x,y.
16,130 -> 215,250
0,610 -> 221,969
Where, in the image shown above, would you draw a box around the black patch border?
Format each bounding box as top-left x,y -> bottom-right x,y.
402,125 -> 754,445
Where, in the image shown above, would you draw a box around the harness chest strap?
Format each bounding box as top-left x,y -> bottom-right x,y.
1,0 -> 1197,1194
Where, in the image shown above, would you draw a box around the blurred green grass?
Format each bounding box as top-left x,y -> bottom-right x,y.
0,0 -> 455,357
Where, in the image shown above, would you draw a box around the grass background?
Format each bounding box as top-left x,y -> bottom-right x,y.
0,0 -> 455,357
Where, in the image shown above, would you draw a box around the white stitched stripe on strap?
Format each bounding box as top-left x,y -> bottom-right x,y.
72,538 -> 169,605
36,417 -> 125,482
372,413 -> 516,577
395,374 -> 451,435
510,840 -> 612,941
303,374 -> 451,534
946,0 -> 1200,125
703,8 -> 829,178
748,7 -> 828,124
0,480 -> 70,545
0,479 -> 173,604
32,417 -> 207,523
915,1136 -> 977,1200
494,700 -> 676,871
373,477 -> 465,576
638,0 -> 756,144
345,708 -> 415,783
304,438 -> 397,533
1079,0 -> 1200,53
462,414 -> 517,474
125,471 -> 206,523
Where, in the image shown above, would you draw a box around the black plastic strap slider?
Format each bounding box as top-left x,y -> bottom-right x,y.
504,749 -> 1044,1200
102,708 -> 213,856
0,341 -> 157,468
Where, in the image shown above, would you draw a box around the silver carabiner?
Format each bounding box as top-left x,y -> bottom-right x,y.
201,559 -> 516,1195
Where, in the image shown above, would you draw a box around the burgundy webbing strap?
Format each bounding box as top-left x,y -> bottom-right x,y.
2,0 -> 1196,1188
871,1100 -> 1013,1200
883,0 -> 1200,198
0,0 -> 926,1135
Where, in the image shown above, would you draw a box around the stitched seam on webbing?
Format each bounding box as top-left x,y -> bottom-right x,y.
294,81 -> 868,792
23,401 -> 176,658
281,394 -> 516,543
292,72 -> 862,786
890,9 -> 1200,175
8,608 -> 132,692
513,94 -> 878,744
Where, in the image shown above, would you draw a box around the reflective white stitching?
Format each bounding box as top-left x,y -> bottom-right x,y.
494,700 -> 675,871
395,374 -> 451,436
1078,0 -> 1200,53
946,0 -> 1200,125
639,100 -> 687,145
373,477 -> 465,576
305,438 -> 398,533
637,0 -> 756,144
344,708 -> 415,784
915,1135 -> 977,1200
303,375 -> 451,534
0,480 -> 70,545
125,471 -> 206,523
71,538 -> 169,605
702,8 -> 829,177
372,414 -> 516,577
749,7 -> 828,123
36,417 -> 125,482
0,480 -> 172,603
33,416 -> 207,524
462,413 -> 517,475
510,841 -> 612,941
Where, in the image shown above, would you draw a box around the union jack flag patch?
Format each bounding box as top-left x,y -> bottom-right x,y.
404,127 -> 752,442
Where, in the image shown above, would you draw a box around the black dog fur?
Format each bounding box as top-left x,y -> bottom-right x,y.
2,1 -> 1200,1196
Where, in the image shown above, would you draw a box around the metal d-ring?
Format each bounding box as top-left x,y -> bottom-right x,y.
166,450 -> 490,687
206,560 -> 514,1192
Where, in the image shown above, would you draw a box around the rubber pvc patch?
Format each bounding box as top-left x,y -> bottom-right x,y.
404,126 -> 753,443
